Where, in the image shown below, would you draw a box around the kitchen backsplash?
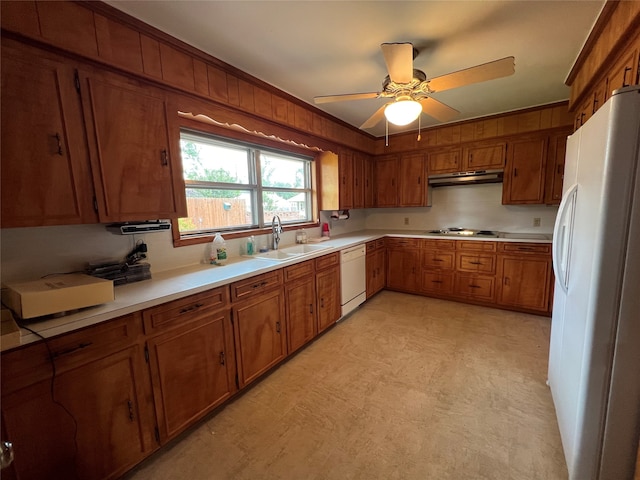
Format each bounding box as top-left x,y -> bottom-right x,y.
1,184 -> 556,284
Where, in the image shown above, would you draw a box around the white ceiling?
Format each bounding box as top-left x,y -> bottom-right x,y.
105,1 -> 604,138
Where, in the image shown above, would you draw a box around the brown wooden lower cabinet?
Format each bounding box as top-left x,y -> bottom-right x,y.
232,289 -> 287,388
387,247 -> 421,293
366,240 -> 386,298
497,255 -> 552,312
316,264 -> 341,333
421,271 -> 454,296
146,311 -> 236,442
454,273 -> 496,302
1,314 -> 156,480
284,260 -> 317,353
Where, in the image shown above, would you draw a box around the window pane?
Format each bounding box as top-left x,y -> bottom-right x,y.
180,188 -> 255,232
262,191 -> 308,224
261,153 -> 306,188
180,139 -> 250,184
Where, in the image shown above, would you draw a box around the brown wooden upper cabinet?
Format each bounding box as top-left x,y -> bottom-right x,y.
0,40 -> 187,227
375,154 -> 428,207
502,135 -> 548,205
318,149 -> 373,210
427,140 -> 506,175
545,133 -> 569,205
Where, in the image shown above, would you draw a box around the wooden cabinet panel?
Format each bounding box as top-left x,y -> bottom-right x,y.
230,269 -> 282,301
399,153 -> 425,206
80,72 -> 184,221
375,156 -> 398,207
456,252 -> 496,275
0,1 -> 40,37
2,344 -> 155,480
1,43 -> 97,227
456,241 -> 497,252
159,43 -> 195,91
207,64 -> 229,102
364,155 -> 375,208
143,286 -> 229,334
503,136 -> 548,204
427,148 -> 462,174
366,247 -> 386,298
605,49 -> 638,101
339,150 -> 354,209
316,265 -> 341,333
422,239 -> 456,250
421,271 -> 454,295
353,152 -> 365,209
464,142 -> 506,170
386,237 -> 421,249
498,256 -> 551,312
498,242 -> 551,255
140,35 -> 163,78
315,252 -> 340,271
284,259 -> 315,282
233,289 -> 286,387
422,251 -> 455,270
36,1 -> 98,58
545,133 -> 568,205
147,311 -> 236,441
454,274 -> 496,301
284,277 -> 317,353
387,248 -> 420,293
94,14 -> 144,73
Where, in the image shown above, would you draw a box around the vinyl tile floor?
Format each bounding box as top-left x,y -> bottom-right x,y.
126,291 -> 567,480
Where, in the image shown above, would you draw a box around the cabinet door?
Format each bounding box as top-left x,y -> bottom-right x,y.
399,153 -> 425,206
147,311 -> 236,441
316,265 -> 341,333
464,142 -> 506,170
233,290 -> 286,387
498,256 -> 551,312
454,274 -> 496,302
2,346 -> 155,480
352,152 -> 365,209
545,133 -> 568,205
605,49 -> 638,101
367,248 -> 386,297
338,150 -> 354,210
374,156 -> 398,207
284,277 -> 317,353
1,42 -> 96,227
387,249 -> 420,293
502,136 -> 548,204
80,71 -> 184,222
364,155 -> 375,208
427,148 -> 461,174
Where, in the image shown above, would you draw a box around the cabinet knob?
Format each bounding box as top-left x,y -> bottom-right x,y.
53,133 -> 63,156
161,149 -> 169,166
219,351 -> 226,366
276,321 -> 281,333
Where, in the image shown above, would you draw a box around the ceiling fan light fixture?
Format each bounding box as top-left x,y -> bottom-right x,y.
384,97 -> 422,126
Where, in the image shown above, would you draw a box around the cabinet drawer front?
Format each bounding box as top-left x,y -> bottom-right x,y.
456,253 -> 496,274
2,312 -> 143,392
421,272 -> 453,295
454,274 -> 495,301
498,243 -> 551,255
366,240 -> 377,253
143,287 -> 230,334
315,252 -> 339,271
456,240 -> 497,252
231,269 -> 283,301
422,252 -> 455,270
284,259 -> 315,282
422,239 -> 456,250
385,237 -> 420,248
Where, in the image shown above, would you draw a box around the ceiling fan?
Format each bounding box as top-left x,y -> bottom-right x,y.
314,43 -> 515,129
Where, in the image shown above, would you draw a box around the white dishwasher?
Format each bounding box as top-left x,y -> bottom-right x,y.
340,244 -> 367,317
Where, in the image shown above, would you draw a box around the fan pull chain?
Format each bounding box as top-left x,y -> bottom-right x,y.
417,115 -> 421,142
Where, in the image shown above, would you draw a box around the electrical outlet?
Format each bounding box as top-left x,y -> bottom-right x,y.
533,217 -> 541,227
404,217 -> 409,225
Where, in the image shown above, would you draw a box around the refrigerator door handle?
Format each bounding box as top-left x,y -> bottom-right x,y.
552,183 -> 578,293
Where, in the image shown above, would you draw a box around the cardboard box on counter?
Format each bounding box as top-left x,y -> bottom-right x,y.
1,274 -> 114,319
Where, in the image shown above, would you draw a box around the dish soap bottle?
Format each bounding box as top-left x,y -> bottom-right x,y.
246,235 -> 255,256
212,233 -> 227,265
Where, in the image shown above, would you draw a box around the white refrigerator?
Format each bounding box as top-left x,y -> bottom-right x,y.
549,85 -> 640,480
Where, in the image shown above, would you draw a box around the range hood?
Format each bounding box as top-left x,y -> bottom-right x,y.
428,169 -> 503,187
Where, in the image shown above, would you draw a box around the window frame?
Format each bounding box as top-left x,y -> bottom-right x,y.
172,128 -> 319,247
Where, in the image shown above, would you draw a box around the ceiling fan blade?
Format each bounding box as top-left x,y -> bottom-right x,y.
360,104 -> 388,129
419,97 -> 460,123
313,92 -> 379,104
381,43 -> 414,84
427,56 -> 515,93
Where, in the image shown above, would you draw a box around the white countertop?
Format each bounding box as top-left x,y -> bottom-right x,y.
2,229 -> 552,351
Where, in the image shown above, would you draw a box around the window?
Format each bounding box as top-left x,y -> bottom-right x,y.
178,130 -> 313,238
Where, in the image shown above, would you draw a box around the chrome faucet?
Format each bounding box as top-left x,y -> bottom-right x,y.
272,215 -> 282,250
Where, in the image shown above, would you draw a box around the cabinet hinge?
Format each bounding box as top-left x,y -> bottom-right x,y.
144,345 -> 149,363
235,373 -> 239,389
154,426 -> 160,444
74,70 -> 81,93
